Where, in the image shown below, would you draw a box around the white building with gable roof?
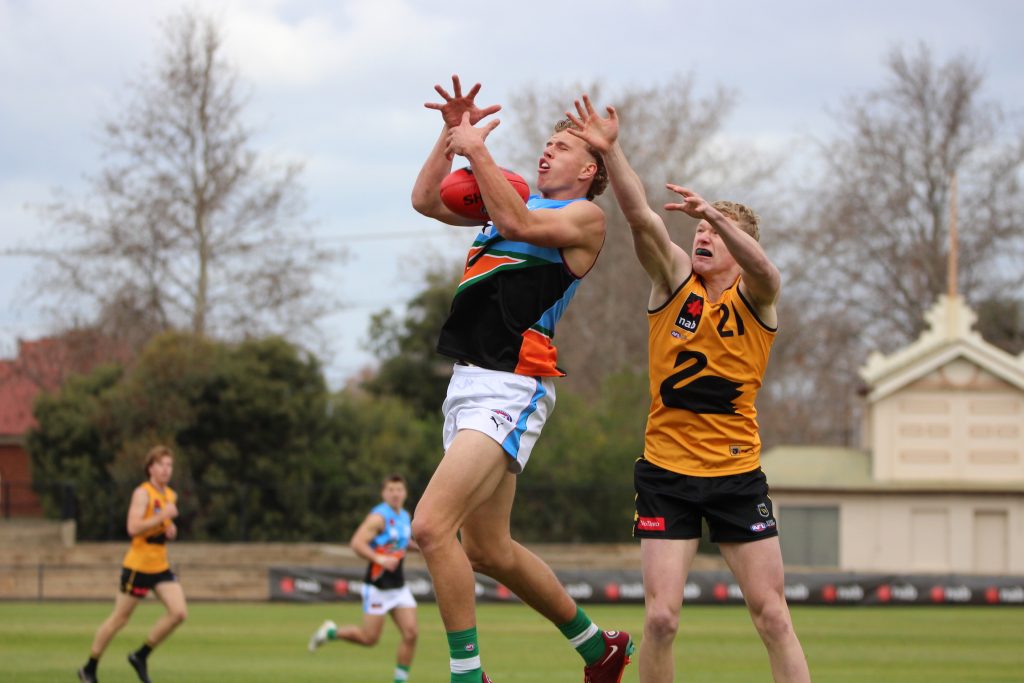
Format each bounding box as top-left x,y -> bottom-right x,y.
762,295 -> 1024,574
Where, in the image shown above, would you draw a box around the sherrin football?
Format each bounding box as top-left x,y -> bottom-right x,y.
440,167 -> 530,222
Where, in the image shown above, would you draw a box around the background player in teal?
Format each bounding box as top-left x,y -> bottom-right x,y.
309,475 -> 419,683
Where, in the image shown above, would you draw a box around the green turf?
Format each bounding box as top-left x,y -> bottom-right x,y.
1,601 -> 1022,682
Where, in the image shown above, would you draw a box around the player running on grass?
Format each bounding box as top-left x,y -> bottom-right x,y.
77,445 -> 187,683
309,474 -> 419,683
566,95 -> 812,683
409,74 -> 633,683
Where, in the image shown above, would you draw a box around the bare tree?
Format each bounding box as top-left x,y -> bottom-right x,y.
497,75 -> 779,395
789,44 -> 1024,350
27,8 -> 339,349
762,44 -> 1024,446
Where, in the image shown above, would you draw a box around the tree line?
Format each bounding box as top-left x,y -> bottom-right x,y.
20,9 -> 1024,542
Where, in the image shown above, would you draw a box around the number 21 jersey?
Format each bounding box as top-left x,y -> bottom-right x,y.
644,273 -> 776,476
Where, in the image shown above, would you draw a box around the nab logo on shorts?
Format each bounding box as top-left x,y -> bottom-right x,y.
675,293 -> 704,333
637,516 -> 666,532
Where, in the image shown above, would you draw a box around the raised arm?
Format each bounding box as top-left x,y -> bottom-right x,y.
411,75 -> 501,226
665,185 -> 781,317
566,96 -> 690,303
445,112 -> 605,271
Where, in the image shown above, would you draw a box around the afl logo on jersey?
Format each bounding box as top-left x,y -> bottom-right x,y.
675,293 -> 704,333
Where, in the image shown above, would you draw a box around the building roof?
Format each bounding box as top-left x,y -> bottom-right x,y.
761,445 -> 1024,493
860,295 -> 1024,402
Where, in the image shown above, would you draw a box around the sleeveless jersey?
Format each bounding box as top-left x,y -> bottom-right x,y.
122,482 -> 176,573
437,195 -> 590,376
363,502 -> 412,590
644,274 -> 776,476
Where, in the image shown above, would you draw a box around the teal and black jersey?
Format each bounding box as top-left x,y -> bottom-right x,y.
437,195 -> 589,377
364,502 -> 411,590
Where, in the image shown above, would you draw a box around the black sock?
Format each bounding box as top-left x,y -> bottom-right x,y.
135,643 -> 153,659
84,657 -> 98,674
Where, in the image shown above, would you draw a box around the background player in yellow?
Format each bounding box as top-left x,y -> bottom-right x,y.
308,475 -> 419,683
567,96 -> 811,683
78,445 -> 187,683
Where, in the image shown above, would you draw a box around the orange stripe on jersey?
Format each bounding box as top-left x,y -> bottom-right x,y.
644,276 -> 775,476
514,328 -> 560,376
461,253 -> 526,286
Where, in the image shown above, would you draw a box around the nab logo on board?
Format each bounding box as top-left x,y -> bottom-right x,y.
675,293 -> 704,333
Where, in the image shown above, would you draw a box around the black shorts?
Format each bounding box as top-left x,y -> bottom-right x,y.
120,567 -> 177,598
633,458 -> 779,543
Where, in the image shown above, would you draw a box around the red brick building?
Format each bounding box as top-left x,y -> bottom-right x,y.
0,334 -> 129,517
0,343 -> 48,517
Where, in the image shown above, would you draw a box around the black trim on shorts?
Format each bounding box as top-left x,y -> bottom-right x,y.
633,458 -> 779,543
120,567 -> 177,597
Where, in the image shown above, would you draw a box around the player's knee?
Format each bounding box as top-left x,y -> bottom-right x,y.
109,612 -> 131,630
750,601 -> 792,643
403,624 -> 419,645
644,605 -> 680,641
362,631 -> 382,646
410,515 -> 444,555
169,606 -> 188,625
463,543 -> 511,576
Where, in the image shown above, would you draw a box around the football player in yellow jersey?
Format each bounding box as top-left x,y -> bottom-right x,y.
78,445 -> 187,683
567,97 -> 811,683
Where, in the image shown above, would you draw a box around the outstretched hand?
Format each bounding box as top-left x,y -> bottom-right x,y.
425,74 -> 502,129
564,94 -> 618,154
445,112 -> 500,159
664,184 -> 713,218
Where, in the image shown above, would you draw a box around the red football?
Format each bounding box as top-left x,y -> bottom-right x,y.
440,167 -> 530,222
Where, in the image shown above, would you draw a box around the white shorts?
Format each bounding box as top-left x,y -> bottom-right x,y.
362,583 -> 416,615
442,363 -> 556,473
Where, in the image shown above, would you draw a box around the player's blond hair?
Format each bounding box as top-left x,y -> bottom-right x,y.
712,200 -> 760,241
553,119 -> 608,200
143,444 -> 174,476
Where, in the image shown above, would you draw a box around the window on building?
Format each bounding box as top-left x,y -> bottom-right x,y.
778,505 -> 839,568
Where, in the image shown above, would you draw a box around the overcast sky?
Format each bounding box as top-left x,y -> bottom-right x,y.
1,0 -> 1021,386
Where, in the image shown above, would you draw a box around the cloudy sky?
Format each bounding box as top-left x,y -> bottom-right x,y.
1,0 -> 1021,386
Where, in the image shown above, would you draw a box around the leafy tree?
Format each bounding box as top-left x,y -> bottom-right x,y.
27,7 -> 337,349
318,391 -> 442,539
28,365 -> 128,539
515,370 -> 648,542
363,265 -> 460,417
27,332 -> 337,541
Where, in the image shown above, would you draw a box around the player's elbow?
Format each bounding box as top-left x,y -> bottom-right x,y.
411,190 -> 440,218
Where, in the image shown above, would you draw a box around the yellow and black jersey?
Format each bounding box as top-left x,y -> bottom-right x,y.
644,273 -> 776,476
122,482 -> 176,573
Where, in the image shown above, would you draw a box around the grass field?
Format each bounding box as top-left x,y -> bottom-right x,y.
1,601 -> 1022,682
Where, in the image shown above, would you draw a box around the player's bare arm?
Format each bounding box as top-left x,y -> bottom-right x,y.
125,486 -> 177,537
446,112 -> 605,269
666,184 -> 781,313
350,512 -> 399,570
411,75 -> 501,226
566,96 -> 690,301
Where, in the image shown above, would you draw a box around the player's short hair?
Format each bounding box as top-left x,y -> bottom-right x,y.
143,445 -> 174,476
382,474 -> 406,488
553,118 -> 608,200
712,200 -> 760,241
